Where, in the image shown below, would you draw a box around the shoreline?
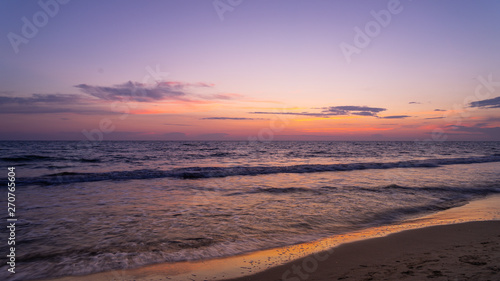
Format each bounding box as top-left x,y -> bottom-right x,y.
39,194 -> 500,281
224,220 -> 500,281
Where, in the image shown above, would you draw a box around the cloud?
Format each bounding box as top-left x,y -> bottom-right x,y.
425,117 -> 445,120
1,80 -> 237,115
378,115 -> 411,119
409,101 -> 421,104
480,117 -> 500,123
434,109 -> 446,112
202,117 -> 261,120
251,105 -> 387,117
0,105 -> 118,115
351,111 -> 378,116
75,81 -> 188,102
0,93 -> 83,105
0,93 -> 115,115
322,106 -> 386,116
75,80 -> 236,103
469,96 -> 500,108
157,81 -> 214,88
250,111 -> 330,117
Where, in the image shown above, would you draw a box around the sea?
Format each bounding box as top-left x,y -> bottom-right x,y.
1,141 -> 500,280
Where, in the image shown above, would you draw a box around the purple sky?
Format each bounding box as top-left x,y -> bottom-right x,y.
1,0 -> 500,140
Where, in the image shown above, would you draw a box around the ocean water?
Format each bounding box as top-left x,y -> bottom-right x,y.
1,141 -> 500,280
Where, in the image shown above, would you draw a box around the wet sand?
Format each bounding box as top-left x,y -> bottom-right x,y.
224,220 -> 500,281
40,195 -> 500,281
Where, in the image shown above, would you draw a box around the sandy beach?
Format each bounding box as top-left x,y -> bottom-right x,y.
39,195 -> 500,281
224,220 -> 500,281
40,220 -> 500,281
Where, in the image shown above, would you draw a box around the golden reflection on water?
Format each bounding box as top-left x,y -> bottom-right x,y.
45,194 -> 500,281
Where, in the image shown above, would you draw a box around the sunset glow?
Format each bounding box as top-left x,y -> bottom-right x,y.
1,0 -> 500,140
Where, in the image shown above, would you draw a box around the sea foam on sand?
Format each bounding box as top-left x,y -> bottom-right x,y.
42,194 -> 500,281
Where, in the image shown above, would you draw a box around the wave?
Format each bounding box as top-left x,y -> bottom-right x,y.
0,155 -> 101,163
0,155 -> 57,162
370,184 -> 500,197
356,200 -> 470,227
227,187 -> 317,196
223,184 -> 500,198
16,155 -> 500,186
79,158 -> 101,163
378,184 -> 500,194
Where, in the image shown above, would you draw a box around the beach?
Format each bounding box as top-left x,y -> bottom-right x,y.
38,194 -> 500,281
42,220 -> 500,281
224,221 -> 500,281
223,194 -> 500,281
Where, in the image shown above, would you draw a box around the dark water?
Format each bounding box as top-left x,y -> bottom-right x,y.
1,141 -> 499,280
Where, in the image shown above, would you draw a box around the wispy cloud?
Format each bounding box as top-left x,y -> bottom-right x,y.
250,111 -> 330,117
251,105 -> 387,117
409,101 -> 421,104
322,106 -> 386,116
75,81 -> 188,102
479,117 -> 500,123
201,117 -> 263,120
378,115 -> 411,119
469,96 -> 500,108
0,93 -> 83,104
0,105 -> 118,115
75,80 -> 239,103
0,92 -> 115,115
434,109 -> 446,112
0,80 -> 237,115
351,111 -> 379,116
158,81 -> 214,88
425,116 -> 445,120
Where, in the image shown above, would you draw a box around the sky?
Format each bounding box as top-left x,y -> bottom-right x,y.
1,0 -> 500,141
